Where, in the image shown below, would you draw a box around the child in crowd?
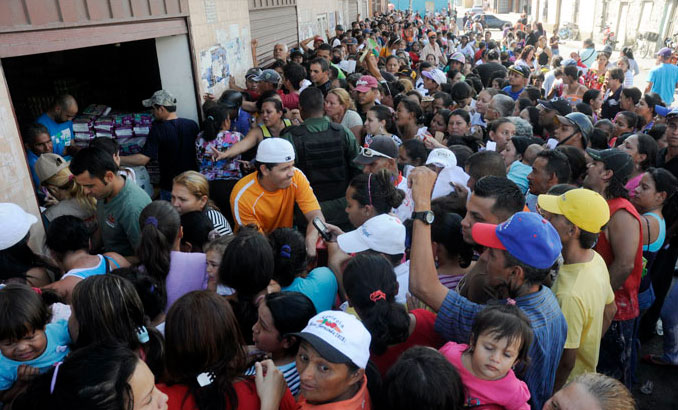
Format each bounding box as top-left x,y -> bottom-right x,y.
112,267 -> 167,333
439,303 -> 533,409
0,284 -> 70,402
204,235 -> 234,293
250,291 -> 316,396
344,252 -> 444,377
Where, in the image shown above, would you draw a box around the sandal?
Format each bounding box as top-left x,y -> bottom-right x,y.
642,354 -> 678,367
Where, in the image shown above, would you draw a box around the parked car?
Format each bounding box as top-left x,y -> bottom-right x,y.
469,6 -> 484,15
482,14 -> 510,29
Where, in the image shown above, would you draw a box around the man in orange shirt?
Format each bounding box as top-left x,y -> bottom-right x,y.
230,138 -> 324,256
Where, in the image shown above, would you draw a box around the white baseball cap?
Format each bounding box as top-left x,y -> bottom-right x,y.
255,138 -> 296,163
421,68 -> 447,85
0,203 -> 38,250
293,310 -> 371,368
426,148 -> 457,169
338,214 -> 405,255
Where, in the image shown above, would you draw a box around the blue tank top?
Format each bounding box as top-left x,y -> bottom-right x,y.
642,212 -> 665,253
61,255 -> 119,280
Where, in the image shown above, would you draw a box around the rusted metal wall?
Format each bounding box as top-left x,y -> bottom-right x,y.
0,0 -> 188,32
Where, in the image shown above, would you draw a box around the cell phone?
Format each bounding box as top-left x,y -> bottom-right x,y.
312,217 -> 333,242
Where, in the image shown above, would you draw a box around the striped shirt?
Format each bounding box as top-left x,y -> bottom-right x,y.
434,286 -> 567,410
205,207 -> 232,236
245,361 -> 300,396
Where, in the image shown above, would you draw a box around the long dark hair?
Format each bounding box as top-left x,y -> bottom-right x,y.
203,104 -> 235,142
71,275 -> 164,376
164,291 -> 248,410
268,228 -> 307,287
12,344 -> 140,410
0,235 -> 58,283
431,212 -> 473,268
646,167 -> 678,229
349,170 -> 405,214
369,105 -> 398,135
343,252 -> 410,355
136,201 -> 181,282
218,227 -> 273,343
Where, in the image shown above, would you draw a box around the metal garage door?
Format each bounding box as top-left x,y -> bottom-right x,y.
249,1 -> 298,68
349,0 -> 359,25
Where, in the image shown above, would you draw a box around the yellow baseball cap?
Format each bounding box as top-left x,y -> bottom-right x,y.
537,188 -> 610,233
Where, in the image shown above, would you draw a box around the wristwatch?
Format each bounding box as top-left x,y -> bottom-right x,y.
411,210 -> 435,225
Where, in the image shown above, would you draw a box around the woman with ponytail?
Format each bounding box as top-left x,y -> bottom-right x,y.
195,104 -> 243,216
136,201 -> 208,312
344,170 -> 406,229
159,291 -> 295,410
343,253 -> 444,377
69,275 -> 165,376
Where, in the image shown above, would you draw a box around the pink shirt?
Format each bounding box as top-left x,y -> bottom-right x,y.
439,342 -> 530,410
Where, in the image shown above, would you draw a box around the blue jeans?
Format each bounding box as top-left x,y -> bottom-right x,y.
660,279 -> 678,364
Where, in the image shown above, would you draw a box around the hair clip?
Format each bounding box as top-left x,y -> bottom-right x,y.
144,216 -> 158,227
369,290 -> 387,302
506,298 -> 517,306
50,362 -> 63,394
136,326 -> 150,344
197,371 -> 216,387
280,244 -> 292,259
32,287 -> 43,295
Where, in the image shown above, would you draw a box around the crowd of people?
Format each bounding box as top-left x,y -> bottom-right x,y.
6,6 -> 678,410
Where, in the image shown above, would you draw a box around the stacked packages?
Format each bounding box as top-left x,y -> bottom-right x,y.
72,104 -> 153,154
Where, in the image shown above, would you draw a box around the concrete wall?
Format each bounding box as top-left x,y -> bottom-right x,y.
186,0 -> 254,102
297,0 -> 352,43
156,34 -> 199,123
0,64 -> 45,251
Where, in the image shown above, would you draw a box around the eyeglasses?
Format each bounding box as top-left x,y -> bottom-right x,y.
359,146 -> 393,159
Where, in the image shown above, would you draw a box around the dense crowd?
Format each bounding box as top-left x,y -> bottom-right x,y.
5,7 -> 678,410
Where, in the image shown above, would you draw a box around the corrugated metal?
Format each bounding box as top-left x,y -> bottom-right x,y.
250,6 -> 298,67
0,0 -> 187,33
0,18 -> 187,58
349,0 -> 359,24
249,0 -> 297,10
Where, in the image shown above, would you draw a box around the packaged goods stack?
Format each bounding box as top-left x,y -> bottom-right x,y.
71,105 -> 153,155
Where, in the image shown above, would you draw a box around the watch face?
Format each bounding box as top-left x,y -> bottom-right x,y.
425,211 -> 435,224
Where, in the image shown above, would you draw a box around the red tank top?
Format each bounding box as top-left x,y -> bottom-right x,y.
594,198 -> 643,321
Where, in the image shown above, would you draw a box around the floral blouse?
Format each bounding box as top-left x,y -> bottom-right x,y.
195,130 -> 243,181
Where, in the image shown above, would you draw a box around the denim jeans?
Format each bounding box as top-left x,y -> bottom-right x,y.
660,279 -> 678,364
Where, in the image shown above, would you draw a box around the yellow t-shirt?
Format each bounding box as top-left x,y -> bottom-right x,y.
230,168 -> 320,233
552,251 -> 615,380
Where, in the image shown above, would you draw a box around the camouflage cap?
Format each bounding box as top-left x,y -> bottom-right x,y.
142,90 -> 177,107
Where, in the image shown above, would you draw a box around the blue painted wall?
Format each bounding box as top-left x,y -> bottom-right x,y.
391,0 -> 449,15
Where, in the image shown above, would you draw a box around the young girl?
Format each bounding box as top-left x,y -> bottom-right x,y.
43,215 -> 129,302
251,291 -> 316,396
0,284 -> 71,402
112,267 -> 167,332
440,303 -> 533,409
269,228 -> 338,313
343,252 -> 444,377
364,105 -> 401,146
204,235 -> 234,293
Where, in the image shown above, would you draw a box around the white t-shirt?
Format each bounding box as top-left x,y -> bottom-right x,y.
394,261 -> 411,304
394,174 -> 414,223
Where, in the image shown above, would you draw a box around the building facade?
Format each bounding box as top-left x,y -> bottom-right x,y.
531,0 -> 677,52
0,0 -> 374,245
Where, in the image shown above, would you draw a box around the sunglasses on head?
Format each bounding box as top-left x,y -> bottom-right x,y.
359,146 -> 393,159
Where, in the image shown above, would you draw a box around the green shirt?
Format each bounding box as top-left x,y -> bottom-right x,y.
331,62 -> 346,79
97,177 -> 151,256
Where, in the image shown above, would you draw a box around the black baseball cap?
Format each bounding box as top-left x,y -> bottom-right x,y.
586,148 -> 633,183
508,65 -> 531,79
538,97 -> 572,116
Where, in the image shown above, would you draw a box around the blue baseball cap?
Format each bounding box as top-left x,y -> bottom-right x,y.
471,212 -> 562,269
656,105 -> 678,118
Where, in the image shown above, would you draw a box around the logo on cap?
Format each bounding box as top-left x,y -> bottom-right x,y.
317,318 -> 343,333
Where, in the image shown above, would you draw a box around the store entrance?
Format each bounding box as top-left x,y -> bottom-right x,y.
2,38 -> 162,128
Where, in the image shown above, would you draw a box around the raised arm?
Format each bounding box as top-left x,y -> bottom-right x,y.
212,127 -> 263,161
408,166 -> 452,312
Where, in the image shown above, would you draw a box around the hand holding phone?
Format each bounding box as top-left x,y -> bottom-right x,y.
312,217 -> 333,242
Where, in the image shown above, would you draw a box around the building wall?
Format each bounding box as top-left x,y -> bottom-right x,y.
185,0 -> 253,103
0,64 -> 44,250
